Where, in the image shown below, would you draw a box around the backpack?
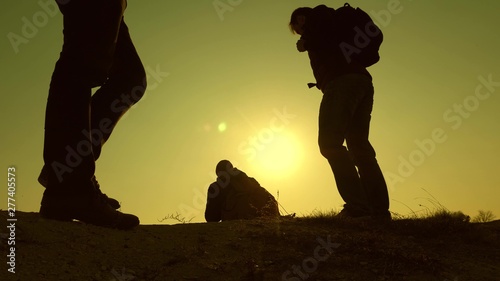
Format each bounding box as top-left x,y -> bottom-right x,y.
334,3 -> 383,67
221,174 -> 279,220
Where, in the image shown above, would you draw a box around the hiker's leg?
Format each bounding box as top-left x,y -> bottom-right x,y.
346,75 -> 389,216
43,0 -> 126,189
40,0 -> 138,229
318,74 -> 369,215
90,20 -> 146,160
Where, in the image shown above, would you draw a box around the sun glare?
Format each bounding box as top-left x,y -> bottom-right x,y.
253,133 -> 302,177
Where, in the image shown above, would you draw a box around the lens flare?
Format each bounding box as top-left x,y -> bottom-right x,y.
218,122 -> 227,132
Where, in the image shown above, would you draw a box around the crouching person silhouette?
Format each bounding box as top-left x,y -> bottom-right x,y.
205,160 -> 280,222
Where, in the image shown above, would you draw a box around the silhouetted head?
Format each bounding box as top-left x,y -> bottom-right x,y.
289,7 -> 312,35
215,160 -> 234,176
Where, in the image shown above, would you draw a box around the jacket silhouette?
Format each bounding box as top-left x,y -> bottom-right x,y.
205,160 -> 279,222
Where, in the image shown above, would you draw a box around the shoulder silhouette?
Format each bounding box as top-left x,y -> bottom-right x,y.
205,160 -> 279,222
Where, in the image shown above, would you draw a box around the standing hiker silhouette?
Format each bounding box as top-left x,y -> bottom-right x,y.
289,5 -> 390,221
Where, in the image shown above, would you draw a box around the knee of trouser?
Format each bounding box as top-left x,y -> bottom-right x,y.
90,66 -> 113,87
127,67 -> 147,104
77,51 -> 116,87
351,153 -> 378,167
53,56 -> 110,88
347,140 -> 376,164
105,64 -> 147,106
318,143 -> 347,159
318,131 -> 347,159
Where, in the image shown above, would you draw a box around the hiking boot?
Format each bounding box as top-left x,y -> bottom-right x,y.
337,208 -> 371,219
40,187 -> 139,230
92,177 -> 121,209
38,166 -> 120,209
372,210 -> 392,223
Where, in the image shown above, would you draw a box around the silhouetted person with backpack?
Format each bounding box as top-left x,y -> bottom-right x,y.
38,0 -> 146,229
289,4 -> 390,221
205,160 -> 280,222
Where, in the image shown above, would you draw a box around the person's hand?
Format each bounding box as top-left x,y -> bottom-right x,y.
296,39 -> 306,52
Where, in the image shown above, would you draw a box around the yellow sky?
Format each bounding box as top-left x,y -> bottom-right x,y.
1,1 -> 499,224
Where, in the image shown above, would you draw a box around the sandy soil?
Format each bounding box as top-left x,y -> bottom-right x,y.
1,210 -> 499,281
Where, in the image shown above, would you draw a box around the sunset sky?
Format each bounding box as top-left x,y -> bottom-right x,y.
1,0 -> 499,224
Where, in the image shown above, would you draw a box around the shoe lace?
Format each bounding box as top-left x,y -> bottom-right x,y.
89,177 -> 112,203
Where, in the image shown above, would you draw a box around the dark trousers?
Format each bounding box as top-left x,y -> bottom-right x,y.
43,0 -> 146,190
318,74 -> 389,215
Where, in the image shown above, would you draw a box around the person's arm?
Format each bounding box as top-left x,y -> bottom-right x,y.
205,182 -> 223,222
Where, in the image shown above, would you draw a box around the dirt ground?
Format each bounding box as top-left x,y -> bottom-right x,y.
1,210 -> 499,281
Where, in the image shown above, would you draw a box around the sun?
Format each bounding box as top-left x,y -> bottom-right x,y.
253,132 -> 303,177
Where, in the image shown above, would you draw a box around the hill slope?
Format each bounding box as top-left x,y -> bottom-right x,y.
1,211 -> 499,281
